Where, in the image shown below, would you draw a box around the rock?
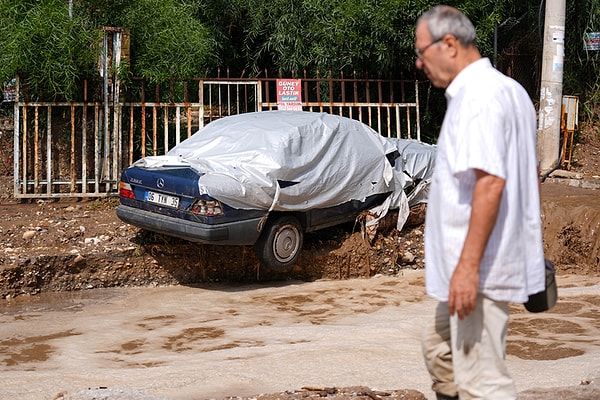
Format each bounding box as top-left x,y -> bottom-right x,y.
85,237 -> 101,245
22,230 -> 36,239
549,170 -> 583,179
401,251 -> 415,264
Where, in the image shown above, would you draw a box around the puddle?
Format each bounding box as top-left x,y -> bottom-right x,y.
0,330 -> 80,367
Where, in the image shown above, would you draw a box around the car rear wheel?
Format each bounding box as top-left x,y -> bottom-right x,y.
255,215 -> 303,271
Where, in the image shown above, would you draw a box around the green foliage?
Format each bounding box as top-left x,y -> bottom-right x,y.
0,0 -> 599,122
117,0 -> 217,82
201,0 -> 429,77
563,0 -> 600,124
0,0 -> 217,100
0,0 -> 100,100
77,0 -> 217,81
191,0 -> 535,79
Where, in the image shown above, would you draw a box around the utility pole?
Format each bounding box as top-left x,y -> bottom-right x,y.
537,0 -> 566,173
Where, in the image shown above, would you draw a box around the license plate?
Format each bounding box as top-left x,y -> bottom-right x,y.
145,190 -> 180,208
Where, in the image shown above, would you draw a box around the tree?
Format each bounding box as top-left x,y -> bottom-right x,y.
0,0 -> 217,100
101,0 -> 217,82
0,0 -> 100,100
564,0 -> 600,125
191,0 -> 530,78
1,0 -> 598,115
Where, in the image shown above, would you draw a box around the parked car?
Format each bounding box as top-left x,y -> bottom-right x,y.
117,111 -> 435,270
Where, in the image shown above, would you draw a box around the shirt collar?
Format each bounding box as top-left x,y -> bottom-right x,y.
445,58 -> 492,101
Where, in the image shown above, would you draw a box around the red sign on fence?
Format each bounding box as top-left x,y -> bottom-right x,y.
277,79 -> 302,111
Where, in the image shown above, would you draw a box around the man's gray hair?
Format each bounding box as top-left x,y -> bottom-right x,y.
418,5 -> 477,47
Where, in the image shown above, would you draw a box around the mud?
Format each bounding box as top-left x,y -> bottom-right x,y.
0,120 -> 599,399
1,272 -> 600,400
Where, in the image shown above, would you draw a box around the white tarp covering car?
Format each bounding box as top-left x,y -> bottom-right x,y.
134,111 -> 400,211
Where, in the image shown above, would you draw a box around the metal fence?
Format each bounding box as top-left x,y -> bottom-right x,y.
13,75 -> 421,199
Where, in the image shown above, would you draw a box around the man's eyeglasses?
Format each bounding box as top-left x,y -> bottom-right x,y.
414,38 -> 443,58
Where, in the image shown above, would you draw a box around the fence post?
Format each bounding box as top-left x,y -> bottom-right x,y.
12,76 -> 20,197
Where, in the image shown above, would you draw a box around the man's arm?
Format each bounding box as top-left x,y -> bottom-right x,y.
448,168 -> 505,319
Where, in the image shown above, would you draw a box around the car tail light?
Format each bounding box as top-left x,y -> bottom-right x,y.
119,181 -> 135,199
191,199 -> 224,216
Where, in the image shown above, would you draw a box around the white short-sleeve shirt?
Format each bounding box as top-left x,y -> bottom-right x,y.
424,58 -> 545,303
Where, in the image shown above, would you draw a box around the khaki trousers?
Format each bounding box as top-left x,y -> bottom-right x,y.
422,294 -> 516,399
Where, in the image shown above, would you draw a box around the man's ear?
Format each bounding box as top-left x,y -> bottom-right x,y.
443,34 -> 459,57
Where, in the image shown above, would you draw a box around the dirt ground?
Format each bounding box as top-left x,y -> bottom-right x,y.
0,121 -> 599,400
0,121 -> 598,298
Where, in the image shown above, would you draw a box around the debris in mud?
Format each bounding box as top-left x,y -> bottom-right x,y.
222,386 -> 428,400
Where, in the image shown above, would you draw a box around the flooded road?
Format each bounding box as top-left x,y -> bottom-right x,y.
1,271 -> 600,400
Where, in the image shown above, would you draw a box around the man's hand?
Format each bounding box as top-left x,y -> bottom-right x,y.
448,261 -> 479,320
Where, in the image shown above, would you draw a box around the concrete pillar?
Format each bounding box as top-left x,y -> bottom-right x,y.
537,0 -> 566,173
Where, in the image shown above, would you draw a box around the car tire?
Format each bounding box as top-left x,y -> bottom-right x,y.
255,215 -> 303,271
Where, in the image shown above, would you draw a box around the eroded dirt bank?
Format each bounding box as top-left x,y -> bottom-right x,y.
0,181 -> 599,299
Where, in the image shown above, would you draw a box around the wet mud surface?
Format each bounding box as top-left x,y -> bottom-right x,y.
1,272 -> 600,400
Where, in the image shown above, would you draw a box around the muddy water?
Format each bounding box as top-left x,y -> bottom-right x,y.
1,271 -> 600,400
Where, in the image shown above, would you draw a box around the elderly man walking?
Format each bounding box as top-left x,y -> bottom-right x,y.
414,5 -> 546,400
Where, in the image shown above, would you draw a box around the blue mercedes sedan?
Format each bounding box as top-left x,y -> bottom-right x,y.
117,111 -> 435,270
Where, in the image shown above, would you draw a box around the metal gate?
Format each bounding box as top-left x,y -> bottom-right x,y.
13,76 -> 421,199
12,79 -> 262,199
